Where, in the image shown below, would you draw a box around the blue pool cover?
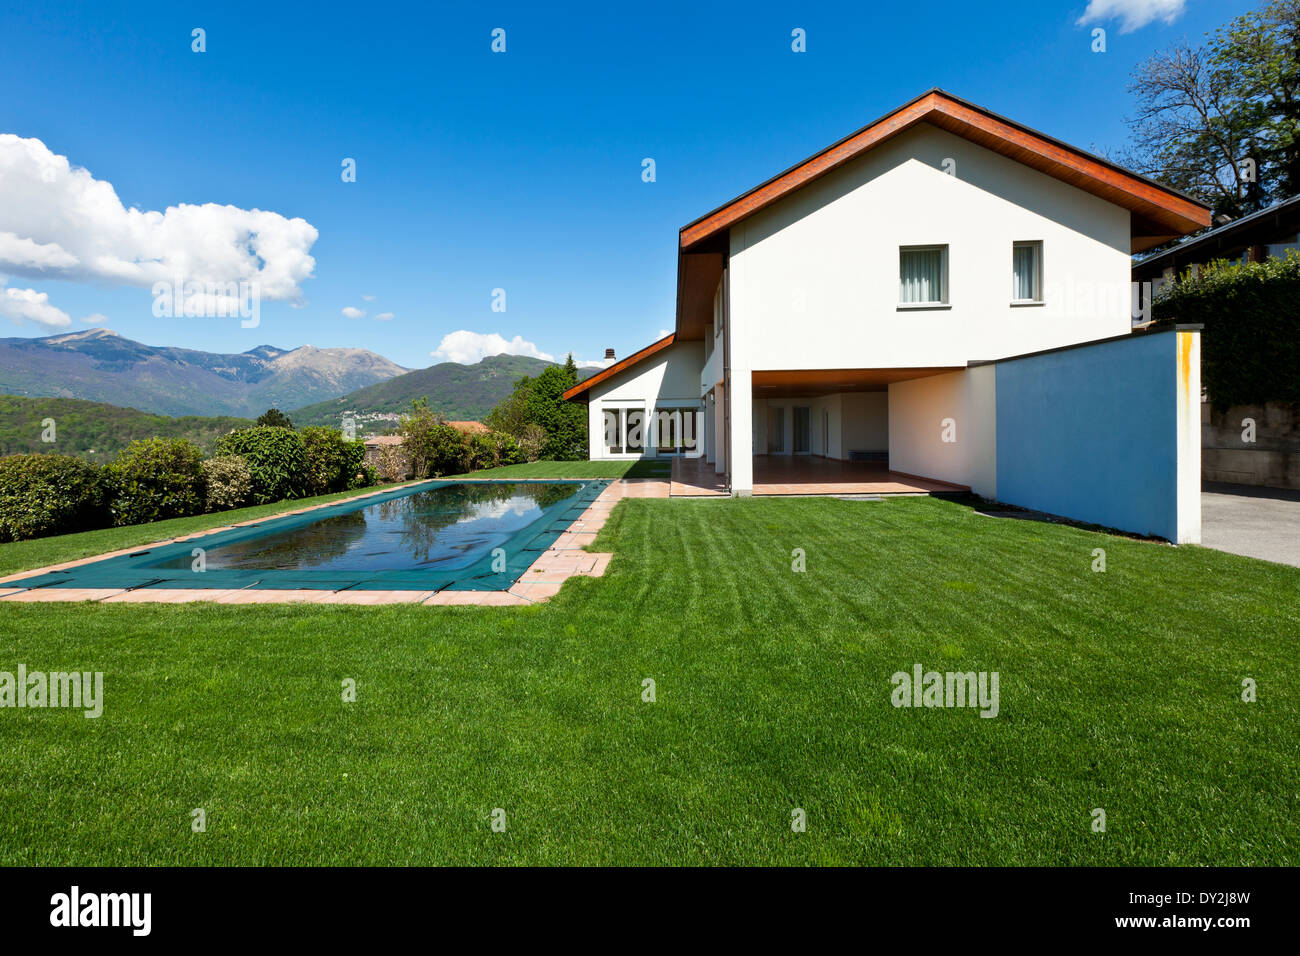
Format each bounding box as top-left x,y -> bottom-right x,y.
6,479 -> 610,594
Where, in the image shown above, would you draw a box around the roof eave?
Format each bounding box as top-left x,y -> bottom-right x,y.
678,89 -> 1211,253
562,333 -> 677,401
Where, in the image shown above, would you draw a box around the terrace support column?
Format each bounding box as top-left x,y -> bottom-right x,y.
728,371 -> 752,495
704,392 -> 715,465
714,383 -> 726,474
1175,329 -> 1202,544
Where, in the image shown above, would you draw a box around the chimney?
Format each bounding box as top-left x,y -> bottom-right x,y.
605,348 -> 616,361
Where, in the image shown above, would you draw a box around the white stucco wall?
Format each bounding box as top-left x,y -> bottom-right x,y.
841,392 -> 888,453
888,367 -> 997,497
584,340 -> 705,459
727,123 -> 1133,373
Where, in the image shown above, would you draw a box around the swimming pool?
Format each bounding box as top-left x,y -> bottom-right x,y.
8,480 -> 609,593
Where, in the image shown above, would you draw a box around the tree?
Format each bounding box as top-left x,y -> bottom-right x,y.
400,398 -> 468,477
1124,40 -> 1265,221
524,356 -> 587,460
256,408 -> 294,429
1124,1 -> 1300,222
1215,0 -> 1300,199
483,355 -> 588,460
483,375 -> 533,435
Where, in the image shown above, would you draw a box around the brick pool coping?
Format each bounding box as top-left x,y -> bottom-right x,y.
0,477 -> 667,607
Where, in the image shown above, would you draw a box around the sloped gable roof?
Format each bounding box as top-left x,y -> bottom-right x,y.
679,89 -> 1211,254
561,334 -> 675,401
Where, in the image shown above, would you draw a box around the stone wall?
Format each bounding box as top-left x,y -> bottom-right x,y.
1203,402 -> 1300,490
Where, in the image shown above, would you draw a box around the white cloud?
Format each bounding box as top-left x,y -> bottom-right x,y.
1076,0 -> 1185,33
0,232 -> 79,271
374,311 -> 394,321
657,328 -> 670,338
575,356 -> 615,369
0,286 -> 71,328
0,133 -> 318,301
361,294 -> 376,301
430,330 -> 555,365
341,306 -> 366,319
82,312 -> 110,325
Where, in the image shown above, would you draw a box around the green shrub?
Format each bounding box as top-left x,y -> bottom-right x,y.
215,426 -> 306,504
1153,251 -> 1300,408
350,463 -> 379,490
202,455 -> 252,512
0,454 -> 112,542
464,430 -> 523,472
401,402 -> 469,477
108,437 -> 206,526
518,424 -> 546,462
374,444 -> 411,483
299,426 -> 370,496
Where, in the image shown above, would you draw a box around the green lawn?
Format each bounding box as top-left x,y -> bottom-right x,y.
0,486 -> 1296,865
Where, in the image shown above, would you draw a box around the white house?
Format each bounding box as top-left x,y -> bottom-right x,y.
564,90 -> 1211,542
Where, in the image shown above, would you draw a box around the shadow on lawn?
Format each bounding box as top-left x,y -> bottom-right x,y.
941,492 -> 1169,544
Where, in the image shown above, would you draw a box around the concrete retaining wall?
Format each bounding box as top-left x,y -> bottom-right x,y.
1202,401 -> 1300,490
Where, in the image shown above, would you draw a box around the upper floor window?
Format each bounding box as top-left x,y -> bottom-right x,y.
1012,241 -> 1043,303
899,245 -> 948,306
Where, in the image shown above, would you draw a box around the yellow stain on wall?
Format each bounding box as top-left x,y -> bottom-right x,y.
1177,330 -> 1192,399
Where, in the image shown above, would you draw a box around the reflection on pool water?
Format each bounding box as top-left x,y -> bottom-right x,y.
152,482 -> 580,573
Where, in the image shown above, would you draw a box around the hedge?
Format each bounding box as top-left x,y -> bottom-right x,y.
299,426 -> 370,496
215,426 -> 307,504
202,455 -> 252,512
0,454 -> 113,542
108,437 -> 206,526
1153,251 -> 1300,408
0,430 -> 378,542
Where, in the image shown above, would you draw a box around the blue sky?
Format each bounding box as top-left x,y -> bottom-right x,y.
0,0 -> 1259,369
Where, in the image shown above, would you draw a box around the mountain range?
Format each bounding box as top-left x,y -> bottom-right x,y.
0,329 -> 409,418
288,353 -> 576,427
0,329 -> 594,426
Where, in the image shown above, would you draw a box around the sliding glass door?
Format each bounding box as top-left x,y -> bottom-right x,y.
603,408 -> 645,456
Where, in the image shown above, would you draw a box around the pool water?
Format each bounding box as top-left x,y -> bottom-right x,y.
152,482 -> 579,573
7,479 -> 608,592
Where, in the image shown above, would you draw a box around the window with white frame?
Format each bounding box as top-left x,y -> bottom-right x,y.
603,407 -> 646,455
1012,241 -> 1043,303
652,405 -> 701,456
899,245 -> 948,305
603,408 -> 625,454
